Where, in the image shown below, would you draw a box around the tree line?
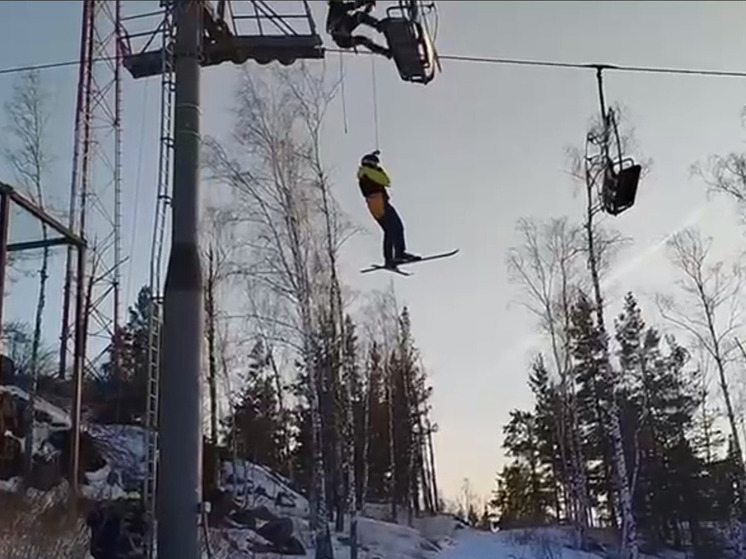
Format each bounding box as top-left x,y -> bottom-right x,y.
490,106 -> 746,559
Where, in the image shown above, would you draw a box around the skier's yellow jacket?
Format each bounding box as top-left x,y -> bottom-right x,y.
358,163 -> 391,220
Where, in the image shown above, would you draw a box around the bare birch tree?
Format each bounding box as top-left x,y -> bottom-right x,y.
506,216 -> 592,542
657,228 -> 745,483
203,63 -> 342,559
280,67 -> 362,549
2,69 -> 55,479
361,286 -> 401,522
199,203 -> 240,445
659,228 -> 746,552
203,245 -> 219,445
695,140 -> 746,222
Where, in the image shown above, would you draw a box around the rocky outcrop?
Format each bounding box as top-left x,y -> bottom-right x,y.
0,389 -> 310,556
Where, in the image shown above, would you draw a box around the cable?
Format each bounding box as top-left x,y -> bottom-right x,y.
0,58 -> 88,76
439,54 -> 746,79
370,56 -> 380,150
4,49 -> 746,81
125,78 -> 150,305
325,48 -> 746,79
339,51 -> 349,134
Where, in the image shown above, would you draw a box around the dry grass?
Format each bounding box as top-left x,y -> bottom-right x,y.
0,482 -> 90,559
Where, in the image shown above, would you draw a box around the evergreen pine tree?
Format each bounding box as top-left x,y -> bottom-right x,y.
491,462 -> 536,528
223,340 -> 285,472
528,355 -> 563,519
364,342 -> 389,503
614,293 -> 706,546
502,408 -> 553,524
96,285 -> 154,424
569,292 -> 614,524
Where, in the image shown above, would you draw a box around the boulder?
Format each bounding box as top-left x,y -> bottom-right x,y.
256,517 -> 293,547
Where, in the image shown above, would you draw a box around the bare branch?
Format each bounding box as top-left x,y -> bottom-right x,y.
660,226 -> 746,470
201,64 -> 348,546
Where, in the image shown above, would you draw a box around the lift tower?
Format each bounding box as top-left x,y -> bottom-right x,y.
61,0 -> 124,496
61,0 -> 124,385
120,2 -> 323,557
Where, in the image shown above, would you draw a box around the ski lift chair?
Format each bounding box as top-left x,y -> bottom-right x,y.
381,2 -> 437,84
601,156 -> 641,216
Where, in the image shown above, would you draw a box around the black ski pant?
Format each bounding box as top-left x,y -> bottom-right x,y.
375,201 -> 406,264
332,33 -> 390,57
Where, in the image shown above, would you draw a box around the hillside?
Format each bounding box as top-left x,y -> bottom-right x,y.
0,388 -> 701,559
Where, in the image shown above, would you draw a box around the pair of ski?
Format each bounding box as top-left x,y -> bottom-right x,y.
360,249 -> 459,276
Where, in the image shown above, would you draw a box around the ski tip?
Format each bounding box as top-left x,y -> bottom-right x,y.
360,265 -> 412,276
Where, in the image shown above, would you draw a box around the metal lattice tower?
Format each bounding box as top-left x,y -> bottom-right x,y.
60,0 -> 123,384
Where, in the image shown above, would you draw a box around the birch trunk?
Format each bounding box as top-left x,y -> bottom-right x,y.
425,416 -> 439,512
298,64 -> 357,549
205,246 -> 219,445
387,367 -> 398,523
361,362 -> 373,510
2,70 -> 54,481
584,183 -> 639,559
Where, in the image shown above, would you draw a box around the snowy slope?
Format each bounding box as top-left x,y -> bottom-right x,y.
435,528 -> 690,559
0,394 -> 688,559
438,529 -> 602,559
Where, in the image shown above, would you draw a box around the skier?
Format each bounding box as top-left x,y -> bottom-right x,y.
358,150 -> 421,268
326,0 -> 392,58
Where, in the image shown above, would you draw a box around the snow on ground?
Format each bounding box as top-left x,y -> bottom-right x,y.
433,527 -> 691,559
438,529 -> 598,559
209,520 -> 688,559
354,517 -> 441,558
208,516 -> 443,559
0,393 -> 690,559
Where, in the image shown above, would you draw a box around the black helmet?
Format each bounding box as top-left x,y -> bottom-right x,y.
361,150 -> 380,166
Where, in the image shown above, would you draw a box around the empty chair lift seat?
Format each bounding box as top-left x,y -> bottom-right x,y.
381,17 -> 436,84
602,159 -> 641,215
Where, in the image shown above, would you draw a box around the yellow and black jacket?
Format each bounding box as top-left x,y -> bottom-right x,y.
358,162 -> 391,220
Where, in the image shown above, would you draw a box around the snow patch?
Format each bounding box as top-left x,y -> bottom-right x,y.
222,459 -> 309,518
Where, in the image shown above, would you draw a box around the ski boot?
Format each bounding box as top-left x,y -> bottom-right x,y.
394,252 -> 421,265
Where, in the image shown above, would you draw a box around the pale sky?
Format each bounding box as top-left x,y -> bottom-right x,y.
2,1 -> 746,505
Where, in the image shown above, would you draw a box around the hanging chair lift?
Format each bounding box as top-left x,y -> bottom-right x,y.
593,67 -> 642,216
381,0 -> 440,85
